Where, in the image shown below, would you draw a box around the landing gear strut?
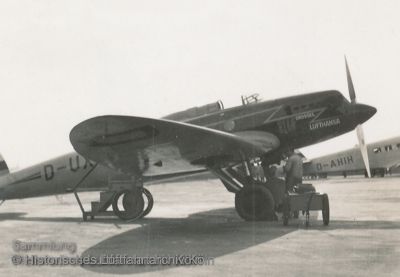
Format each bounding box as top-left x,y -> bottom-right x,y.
70,164 -> 155,221
74,182 -> 154,221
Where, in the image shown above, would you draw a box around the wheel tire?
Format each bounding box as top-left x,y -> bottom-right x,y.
140,188 -> 154,218
235,184 -> 275,221
113,189 -> 145,220
322,194 -> 330,226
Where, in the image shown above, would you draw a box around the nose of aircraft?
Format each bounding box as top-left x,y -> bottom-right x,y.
354,103 -> 377,124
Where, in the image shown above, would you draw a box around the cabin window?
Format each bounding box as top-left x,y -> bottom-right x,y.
384,145 -> 393,152
373,147 -> 381,153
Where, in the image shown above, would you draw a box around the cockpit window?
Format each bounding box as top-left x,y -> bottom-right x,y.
373,147 -> 381,153
384,145 -> 393,152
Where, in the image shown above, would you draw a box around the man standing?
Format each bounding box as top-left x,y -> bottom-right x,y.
284,148 -> 303,192
264,165 -> 286,210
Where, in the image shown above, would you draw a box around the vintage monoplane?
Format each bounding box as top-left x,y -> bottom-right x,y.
0,60 -> 376,221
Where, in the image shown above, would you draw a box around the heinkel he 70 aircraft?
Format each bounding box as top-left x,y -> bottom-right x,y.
0,60 -> 376,221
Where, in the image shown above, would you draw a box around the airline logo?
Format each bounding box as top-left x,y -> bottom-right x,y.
310,118 -> 340,130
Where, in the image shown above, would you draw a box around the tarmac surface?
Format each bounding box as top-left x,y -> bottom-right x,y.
0,176 -> 399,276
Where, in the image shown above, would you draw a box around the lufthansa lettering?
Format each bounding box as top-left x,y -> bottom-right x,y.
310,118 -> 340,130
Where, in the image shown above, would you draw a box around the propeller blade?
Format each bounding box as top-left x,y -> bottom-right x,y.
346,58 -> 371,177
356,125 -> 371,178
345,56 -> 356,103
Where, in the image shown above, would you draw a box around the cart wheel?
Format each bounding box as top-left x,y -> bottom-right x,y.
305,212 -> 310,228
282,195 -> 290,226
322,194 -> 330,226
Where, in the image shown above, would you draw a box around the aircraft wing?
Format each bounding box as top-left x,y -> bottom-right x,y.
70,116 -> 279,175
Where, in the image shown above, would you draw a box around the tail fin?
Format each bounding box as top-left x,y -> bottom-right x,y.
0,154 -> 9,176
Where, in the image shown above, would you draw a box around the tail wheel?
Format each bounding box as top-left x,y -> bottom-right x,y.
113,189 -> 145,220
322,194 -> 330,226
235,184 -> 275,221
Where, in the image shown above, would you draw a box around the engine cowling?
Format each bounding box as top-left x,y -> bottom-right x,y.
163,101 -> 224,121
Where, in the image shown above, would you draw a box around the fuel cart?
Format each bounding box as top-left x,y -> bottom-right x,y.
282,184 -> 330,227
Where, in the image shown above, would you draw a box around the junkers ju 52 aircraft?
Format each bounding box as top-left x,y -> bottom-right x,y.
303,136 -> 400,178
0,60 -> 376,221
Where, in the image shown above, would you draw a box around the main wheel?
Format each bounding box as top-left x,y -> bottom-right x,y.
113,189 -> 145,220
235,184 -> 275,221
322,194 -> 330,226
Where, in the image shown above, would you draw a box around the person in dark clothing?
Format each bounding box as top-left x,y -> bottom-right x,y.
263,165 -> 286,210
284,148 -> 303,192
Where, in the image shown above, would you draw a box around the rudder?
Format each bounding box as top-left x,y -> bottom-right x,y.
0,154 -> 9,176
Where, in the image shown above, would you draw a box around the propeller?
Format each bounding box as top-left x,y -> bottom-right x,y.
345,57 -> 371,177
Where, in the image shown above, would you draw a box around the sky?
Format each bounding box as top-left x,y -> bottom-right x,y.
0,0 -> 400,169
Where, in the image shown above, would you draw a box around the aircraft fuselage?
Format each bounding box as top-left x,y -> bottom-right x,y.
0,90 -> 375,200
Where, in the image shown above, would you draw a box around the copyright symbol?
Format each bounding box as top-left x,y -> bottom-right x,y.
11,255 -> 23,265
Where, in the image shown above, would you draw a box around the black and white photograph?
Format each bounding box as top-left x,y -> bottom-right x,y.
0,1 -> 399,276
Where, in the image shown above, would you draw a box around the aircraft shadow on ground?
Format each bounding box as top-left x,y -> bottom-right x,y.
3,210 -> 400,231
0,212 -> 137,224
80,208 -> 295,275
0,212 -> 27,220
2,209 -> 400,275
78,209 -> 400,275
